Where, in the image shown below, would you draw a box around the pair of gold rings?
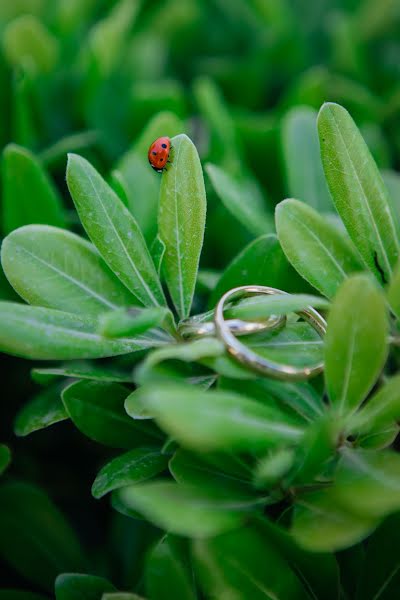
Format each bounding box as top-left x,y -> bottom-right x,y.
179,285 -> 327,381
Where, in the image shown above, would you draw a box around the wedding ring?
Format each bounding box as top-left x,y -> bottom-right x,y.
178,313 -> 285,340
214,285 -> 327,381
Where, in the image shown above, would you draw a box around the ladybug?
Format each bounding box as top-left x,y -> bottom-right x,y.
148,136 -> 171,173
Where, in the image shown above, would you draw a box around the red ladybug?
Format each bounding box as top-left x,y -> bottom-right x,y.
148,136 -> 171,173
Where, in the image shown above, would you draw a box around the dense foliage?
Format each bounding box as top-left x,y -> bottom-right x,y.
1,1 -> 400,599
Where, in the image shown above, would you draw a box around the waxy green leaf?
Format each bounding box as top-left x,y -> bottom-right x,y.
325,275 -> 388,415
0,302 -> 160,360
210,234 -> 307,306
1,225 -> 133,314
98,306 -> 170,338
276,198 -> 362,298
318,102 -> 400,284
62,381 -> 162,448
159,134 -> 206,319
67,154 -> 165,308
92,447 -> 168,498
14,384 -> 67,436
2,144 -> 65,235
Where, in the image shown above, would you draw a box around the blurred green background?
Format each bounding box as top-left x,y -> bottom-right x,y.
1,0 -> 400,592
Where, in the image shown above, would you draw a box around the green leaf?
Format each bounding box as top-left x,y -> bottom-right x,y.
0,302 -> 159,360
324,274 -> 388,415
206,163 -> 273,237
220,376 -> 325,421
193,77 -> 241,174
3,15 -> 58,73
145,535 -> 197,600
158,134 -> 206,319
253,448 -> 295,488
170,449 -> 252,494
258,518 -> 340,600
331,448 -> 400,519
14,384 -> 68,436
228,293 -> 329,320
117,481 -> 249,538
382,169 -> 400,243
0,482 -> 86,590
210,234 -> 307,306
0,445 -> 11,476
133,382 -> 303,452
134,337 -> 224,387
193,526 -> 308,600
32,364 -> 132,384
2,144 -> 65,235
318,102 -> 400,284
62,380 -> 162,448
289,416 -> 338,485
1,225 -> 133,315
387,258 -> 400,320
291,489 -> 378,552
276,198 -> 362,298
356,512 -> 400,600
98,307 -> 170,338
352,374 -> 400,434
66,154 -> 165,308
55,573 -> 115,600
92,448 -> 168,499
282,106 -> 332,212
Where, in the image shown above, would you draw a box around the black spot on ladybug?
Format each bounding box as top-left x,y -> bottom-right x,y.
160,158 -> 164,162
161,143 -> 167,148
152,151 -> 157,155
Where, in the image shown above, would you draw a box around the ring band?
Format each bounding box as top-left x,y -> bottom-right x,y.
179,314 -> 285,340
214,285 -> 327,381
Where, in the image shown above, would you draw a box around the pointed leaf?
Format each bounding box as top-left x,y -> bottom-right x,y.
276,198 -> 362,298
158,134 -> 206,319
353,374 -> 400,433
1,225 -> 133,314
318,102 -> 400,284
67,154 -> 165,308
325,275 -> 388,415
